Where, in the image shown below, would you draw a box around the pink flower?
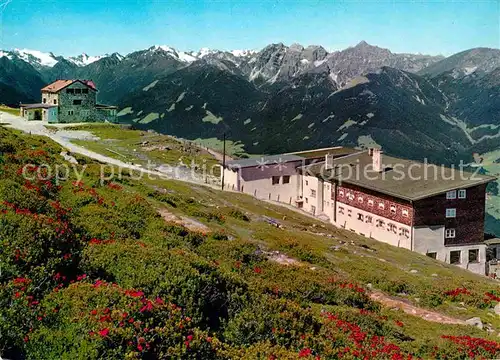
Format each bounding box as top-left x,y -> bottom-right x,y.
99,328 -> 109,337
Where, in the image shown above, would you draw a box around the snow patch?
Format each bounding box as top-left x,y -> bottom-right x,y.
337,119 -> 357,131
68,53 -> 105,66
322,114 -> 335,123
314,59 -> 327,67
13,48 -> 58,67
338,133 -> 348,141
300,59 -> 310,64
366,113 -> 374,118
231,49 -> 257,57
464,66 -> 477,76
0,51 -> 12,59
143,80 -> 159,91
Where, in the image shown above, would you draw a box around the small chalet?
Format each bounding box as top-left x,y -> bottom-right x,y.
20,79 -> 117,123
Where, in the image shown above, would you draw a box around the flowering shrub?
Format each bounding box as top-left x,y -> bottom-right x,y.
2,128 -> 500,359
25,282 -> 219,359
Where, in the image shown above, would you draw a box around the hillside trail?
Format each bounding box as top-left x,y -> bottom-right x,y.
157,208 -> 211,234
369,291 -> 466,325
0,112 -> 221,188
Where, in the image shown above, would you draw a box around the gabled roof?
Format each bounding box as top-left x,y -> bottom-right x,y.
226,154 -> 304,169
20,103 -> 58,109
41,79 -> 97,93
303,150 -> 496,201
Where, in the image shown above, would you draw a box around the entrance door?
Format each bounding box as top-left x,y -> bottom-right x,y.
34,110 -> 42,120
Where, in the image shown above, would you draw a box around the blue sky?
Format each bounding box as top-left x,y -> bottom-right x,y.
0,0 -> 498,56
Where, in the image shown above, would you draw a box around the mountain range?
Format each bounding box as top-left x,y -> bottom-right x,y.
1,41 -> 499,165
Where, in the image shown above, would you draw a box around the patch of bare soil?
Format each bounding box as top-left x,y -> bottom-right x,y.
158,208 -> 211,234
370,291 -> 466,325
264,250 -> 301,266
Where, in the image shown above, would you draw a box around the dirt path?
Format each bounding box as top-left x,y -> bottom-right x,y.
370,291 -> 466,325
158,208 -> 211,233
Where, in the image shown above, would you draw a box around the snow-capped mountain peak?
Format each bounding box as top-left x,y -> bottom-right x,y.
148,45 -> 197,63
13,48 -> 58,67
68,53 -> 107,66
230,49 -> 258,57
0,50 -> 13,60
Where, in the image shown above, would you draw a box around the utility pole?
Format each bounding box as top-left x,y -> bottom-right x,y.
221,132 -> 226,191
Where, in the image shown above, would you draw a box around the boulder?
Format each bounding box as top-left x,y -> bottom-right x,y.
494,302 -> 500,316
465,317 -> 483,330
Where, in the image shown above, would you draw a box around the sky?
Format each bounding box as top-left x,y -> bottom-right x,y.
0,0 -> 498,57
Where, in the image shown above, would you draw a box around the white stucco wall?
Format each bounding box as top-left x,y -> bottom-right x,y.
223,160 -> 302,205
413,226 -> 486,275
335,202 -> 412,250
302,174 -> 322,215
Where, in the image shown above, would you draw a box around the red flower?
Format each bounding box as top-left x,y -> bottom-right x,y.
98,328 -> 109,337
253,266 -> 262,274
299,348 -> 312,357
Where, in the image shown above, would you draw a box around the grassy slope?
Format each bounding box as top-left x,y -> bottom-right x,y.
1,126 -> 500,359
52,123 -> 221,176
0,106 -> 20,116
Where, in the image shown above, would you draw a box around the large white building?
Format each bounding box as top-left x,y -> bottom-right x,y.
221,147 -> 497,275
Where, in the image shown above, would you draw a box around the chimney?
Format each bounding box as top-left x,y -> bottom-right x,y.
325,153 -> 334,170
370,148 -> 383,172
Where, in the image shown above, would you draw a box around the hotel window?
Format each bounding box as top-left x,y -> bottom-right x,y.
53,99 -> 57,105
338,190 -> 344,197
347,193 -> 354,201
358,196 -> 363,203
347,210 -> 352,217
282,175 -> 290,184
445,208 -> 456,218
339,207 -> 345,215
82,88 -> 89,94
310,189 -> 316,198
73,99 -> 82,105
387,224 -> 397,233
378,202 -> 385,210
446,190 -> 457,199
42,98 -> 47,103
74,88 -> 82,94
445,228 -> 456,238
365,216 -> 372,224
305,180 -> 308,186
272,176 -> 280,185
67,110 -> 74,115
311,205 -> 316,215
403,229 -> 410,238
376,219 -> 384,227
368,199 -> 374,207
426,252 -> 437,259
357,213 -> 363,221
402,209 -> 409,217
468,249 -> 479,263
66,89 -> 74,94
305,198 -> 308,204
390,205 -> 396,214
450,250 -> 461,264
458,189 -> 466,199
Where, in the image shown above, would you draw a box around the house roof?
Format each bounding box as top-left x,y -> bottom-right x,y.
20,103 -> 58,109
287,146 -> 358,159
41,79 -> 97,93
225,154 -> 305,169
303,150 -> 496,201
96,104 -> 118,109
